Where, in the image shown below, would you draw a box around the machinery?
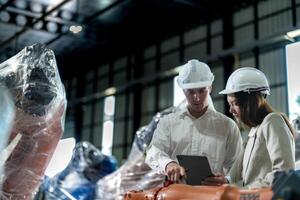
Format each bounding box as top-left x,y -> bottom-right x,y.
124,184 -> 273,200
0,43 -> 67,200
123,170 -> 300,200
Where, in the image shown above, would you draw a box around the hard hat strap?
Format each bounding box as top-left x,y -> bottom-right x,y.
243,86 -> 269,93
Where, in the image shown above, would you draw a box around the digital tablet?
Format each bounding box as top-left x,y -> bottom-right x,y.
177,155 -> 213,185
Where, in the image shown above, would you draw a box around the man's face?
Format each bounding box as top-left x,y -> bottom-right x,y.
184,86 -> 211,114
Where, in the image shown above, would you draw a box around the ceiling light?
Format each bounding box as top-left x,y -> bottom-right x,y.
51,11 -> 59,17
16,15 -> 27,26
15,0 -> 27,9
0,11 -> 10,22
61,10 -> 73,20
47,22 -> 58,33
286,29 -> 300,38
104,87 -> 117,96
34,21 -> 43,29
69,25 -> 82,34
30,2 -> 43,13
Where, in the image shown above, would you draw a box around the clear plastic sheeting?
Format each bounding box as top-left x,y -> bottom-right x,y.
0,86 -> 15,177
96,143 -> 162,200
43,141 -> 118,200
293,116 -> 300,161
296,134 -> 300,161
135,106 -> 182,152
0,43 -> 67,200
96,101 -> 186,200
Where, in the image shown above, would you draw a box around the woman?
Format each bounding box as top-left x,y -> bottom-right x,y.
203,67 -> 295,188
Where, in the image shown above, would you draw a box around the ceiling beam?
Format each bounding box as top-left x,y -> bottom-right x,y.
46,0 -> 127,46
0,0 -> 14,12
5,6 -> 77,27
0,0 -> 73,49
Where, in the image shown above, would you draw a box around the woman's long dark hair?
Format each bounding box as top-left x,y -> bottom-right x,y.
234,91 -> 296,138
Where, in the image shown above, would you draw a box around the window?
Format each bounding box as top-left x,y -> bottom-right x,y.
286,42 -> 300,120
102,96 -> 115,155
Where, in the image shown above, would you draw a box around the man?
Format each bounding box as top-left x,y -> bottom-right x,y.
145,59 -> 243,183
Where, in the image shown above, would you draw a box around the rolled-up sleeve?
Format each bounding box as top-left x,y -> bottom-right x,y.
145,117 -> 176,173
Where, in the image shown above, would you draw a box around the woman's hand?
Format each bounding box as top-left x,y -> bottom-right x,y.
202,173 -> 228,186
165,162 -> 186,183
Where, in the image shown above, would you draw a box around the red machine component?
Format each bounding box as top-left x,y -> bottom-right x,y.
1,103 -> 65,200
124,184 -> 273,200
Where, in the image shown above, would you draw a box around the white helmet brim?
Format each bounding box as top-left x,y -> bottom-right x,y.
219,87 -> 270,95
177,77 -> 213,89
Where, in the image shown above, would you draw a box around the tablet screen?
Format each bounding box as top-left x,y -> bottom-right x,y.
177,155 -> 213,185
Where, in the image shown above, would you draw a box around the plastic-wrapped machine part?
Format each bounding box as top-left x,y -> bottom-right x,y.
135,100 -> 186,152
96,101 -> 186,200
0,86 -> 15,176
43,141 -> 118,200
0,43 -> 67,200
96,143 -> 151,200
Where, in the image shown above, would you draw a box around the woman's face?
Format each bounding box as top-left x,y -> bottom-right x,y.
227,95 -> 241,119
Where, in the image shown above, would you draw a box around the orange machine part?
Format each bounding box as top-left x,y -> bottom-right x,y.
1,103 -> 65,200
124,184 -> 273,200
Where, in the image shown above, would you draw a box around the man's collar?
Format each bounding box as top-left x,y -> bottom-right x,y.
178,106 -> 188,117
178,105 -> 214,118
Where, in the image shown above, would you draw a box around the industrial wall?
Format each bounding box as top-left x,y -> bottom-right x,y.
63,0 -> 300,163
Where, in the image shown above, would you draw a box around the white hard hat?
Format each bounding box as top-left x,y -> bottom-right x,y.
176,59 -> 214,89
219,67 -> 270,95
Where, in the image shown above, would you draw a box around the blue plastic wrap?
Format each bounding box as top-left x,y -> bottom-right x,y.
44,141 -> 117,200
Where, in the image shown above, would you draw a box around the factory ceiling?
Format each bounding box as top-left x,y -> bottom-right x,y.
0,0 -> 257,78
